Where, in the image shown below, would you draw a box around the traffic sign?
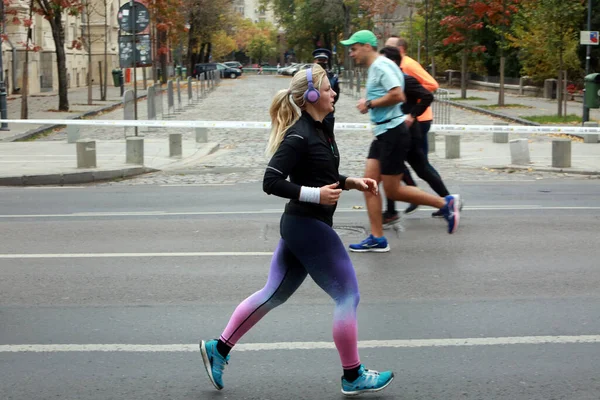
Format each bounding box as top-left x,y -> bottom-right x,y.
580,31 -> 599,46
118,2 -> 150,34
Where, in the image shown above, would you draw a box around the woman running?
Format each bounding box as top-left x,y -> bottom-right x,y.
200,64 -> 394,396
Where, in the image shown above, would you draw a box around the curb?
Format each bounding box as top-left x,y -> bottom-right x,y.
442,100 -> 541,126
495,165 -> 600,176
0,167 -> 158,186
7,93 -> 149,143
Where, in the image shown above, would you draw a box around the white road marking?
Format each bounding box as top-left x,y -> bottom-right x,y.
2,335 -> 600,353
0,252 -> 273,259
0,205 -> 599,219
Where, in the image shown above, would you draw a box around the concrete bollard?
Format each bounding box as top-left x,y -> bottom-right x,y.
67,125 -> 80,143
552,139 -> 571,168
493,122 -> 509,143
509,138 -> 530,165
195,127 -> 208,143
583,121 -> 599,144
76,140 -> 96,168
445,133 -> 460,159
427,130 -> 436,153
126,137 -> 144,164
169,133 -> 182,158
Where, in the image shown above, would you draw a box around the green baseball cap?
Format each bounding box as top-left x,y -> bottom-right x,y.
340,30 -> 378,47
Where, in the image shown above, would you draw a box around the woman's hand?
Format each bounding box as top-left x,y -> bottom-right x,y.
348,177 -> 378,196
319,182 -> 342,205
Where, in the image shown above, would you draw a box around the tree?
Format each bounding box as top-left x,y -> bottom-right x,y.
439,0 -> 488,99
247,32 -> 276,64
33,0 -> 84,111
21,0 -> 42,118
149,0 -> 187,82
484,0 -> 520,106
185,0 -> 234,74
81,0 -> 95,105
211,30 -> 236,61
509,0 -> 584,116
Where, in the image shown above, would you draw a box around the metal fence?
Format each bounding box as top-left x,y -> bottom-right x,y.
433,88 -> 451,125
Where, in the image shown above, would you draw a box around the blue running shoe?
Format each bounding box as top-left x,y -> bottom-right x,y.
442,194 -> 460,234
349,234 -> 390,252
200,339 -> 230,390
341,365 -> 394,396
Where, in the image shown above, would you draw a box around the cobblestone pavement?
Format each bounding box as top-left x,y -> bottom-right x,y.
33,75 -> 591,185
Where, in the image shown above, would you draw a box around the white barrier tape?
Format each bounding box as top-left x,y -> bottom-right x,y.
2,119 -> 600,135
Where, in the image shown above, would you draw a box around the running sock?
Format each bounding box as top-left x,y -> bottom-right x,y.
343,365 -> 361,382
216,339 -> 232,358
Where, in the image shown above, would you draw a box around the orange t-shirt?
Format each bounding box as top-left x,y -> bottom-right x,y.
400,56 -> 438,122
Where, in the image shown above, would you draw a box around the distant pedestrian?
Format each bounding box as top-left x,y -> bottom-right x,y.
313,48 -> 340,127
200,64 -> 395,396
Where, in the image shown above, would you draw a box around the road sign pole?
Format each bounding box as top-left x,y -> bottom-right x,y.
130,0 -> 138,136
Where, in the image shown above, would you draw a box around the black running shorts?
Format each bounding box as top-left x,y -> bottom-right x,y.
367,123 -> 410,176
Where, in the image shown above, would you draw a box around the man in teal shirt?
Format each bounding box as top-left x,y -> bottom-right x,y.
341,30 -> 460,252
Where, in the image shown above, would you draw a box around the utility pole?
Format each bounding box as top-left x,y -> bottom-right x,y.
0,0 -> 9,130
583,0 -> 592,123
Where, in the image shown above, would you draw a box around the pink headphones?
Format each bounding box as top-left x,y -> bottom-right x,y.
304,68 -> 320,104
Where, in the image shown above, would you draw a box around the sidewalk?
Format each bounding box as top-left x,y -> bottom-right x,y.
0,78 -> 220,185
443,88 -> 600,124
0,139 -> 219,185
1,83 -> 149,142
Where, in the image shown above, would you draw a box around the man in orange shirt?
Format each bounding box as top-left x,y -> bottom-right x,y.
383,36 -> 452,222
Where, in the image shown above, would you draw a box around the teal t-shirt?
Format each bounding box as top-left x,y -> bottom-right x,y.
366,56 -> 406,136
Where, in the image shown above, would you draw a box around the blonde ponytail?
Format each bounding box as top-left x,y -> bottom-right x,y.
266,90 -> 301,156
265,65 -> 327,156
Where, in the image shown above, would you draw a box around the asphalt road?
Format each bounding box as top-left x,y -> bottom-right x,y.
1,180 -> 600,400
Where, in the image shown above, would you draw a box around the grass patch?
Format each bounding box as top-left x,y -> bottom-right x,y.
522,114 -> 582,124
476,103 -> 533,110
449,96 -> 486,101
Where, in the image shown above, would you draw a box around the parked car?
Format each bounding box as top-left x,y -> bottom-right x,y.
216,63 -> 242,79
193,63 -> 217,78
280,63 -> 312,76
223,61 -> 243,73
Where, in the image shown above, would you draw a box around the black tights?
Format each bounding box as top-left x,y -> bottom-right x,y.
386,121 -> 449,214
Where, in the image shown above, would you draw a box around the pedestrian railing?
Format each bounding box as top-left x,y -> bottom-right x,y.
433,88 -> 451,125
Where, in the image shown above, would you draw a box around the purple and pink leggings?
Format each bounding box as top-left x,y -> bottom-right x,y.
219,214 -> 361,369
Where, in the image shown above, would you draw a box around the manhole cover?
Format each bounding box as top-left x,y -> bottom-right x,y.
333,225 -> 367,237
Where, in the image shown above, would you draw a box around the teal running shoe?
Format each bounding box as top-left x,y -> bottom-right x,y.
341,365 -> 394,396
200,339 -> 230,390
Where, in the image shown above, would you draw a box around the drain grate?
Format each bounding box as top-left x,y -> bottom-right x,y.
333,225 -> 368,237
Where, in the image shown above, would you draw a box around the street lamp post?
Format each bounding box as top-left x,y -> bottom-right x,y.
0,0 -> 9,130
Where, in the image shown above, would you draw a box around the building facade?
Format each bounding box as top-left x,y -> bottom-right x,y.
2,0 -> 121,95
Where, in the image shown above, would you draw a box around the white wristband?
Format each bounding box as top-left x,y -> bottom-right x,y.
299,186 -> 321,204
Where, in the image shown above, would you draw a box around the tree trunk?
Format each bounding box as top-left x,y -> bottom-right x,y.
21,1 -> 34,119
49,16 -> 69,111
159,30 -> 168,84
342,2 -> 351,70
498,55 -> 505,106
563,70 -> 568,117
87,11 -> 92,105
21,59 -> 29,119
460,49 -> 468,99
102,0 -> 108,100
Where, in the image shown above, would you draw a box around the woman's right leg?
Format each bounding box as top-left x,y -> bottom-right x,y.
220,239 -> 307,347
201,239 -> 307,390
